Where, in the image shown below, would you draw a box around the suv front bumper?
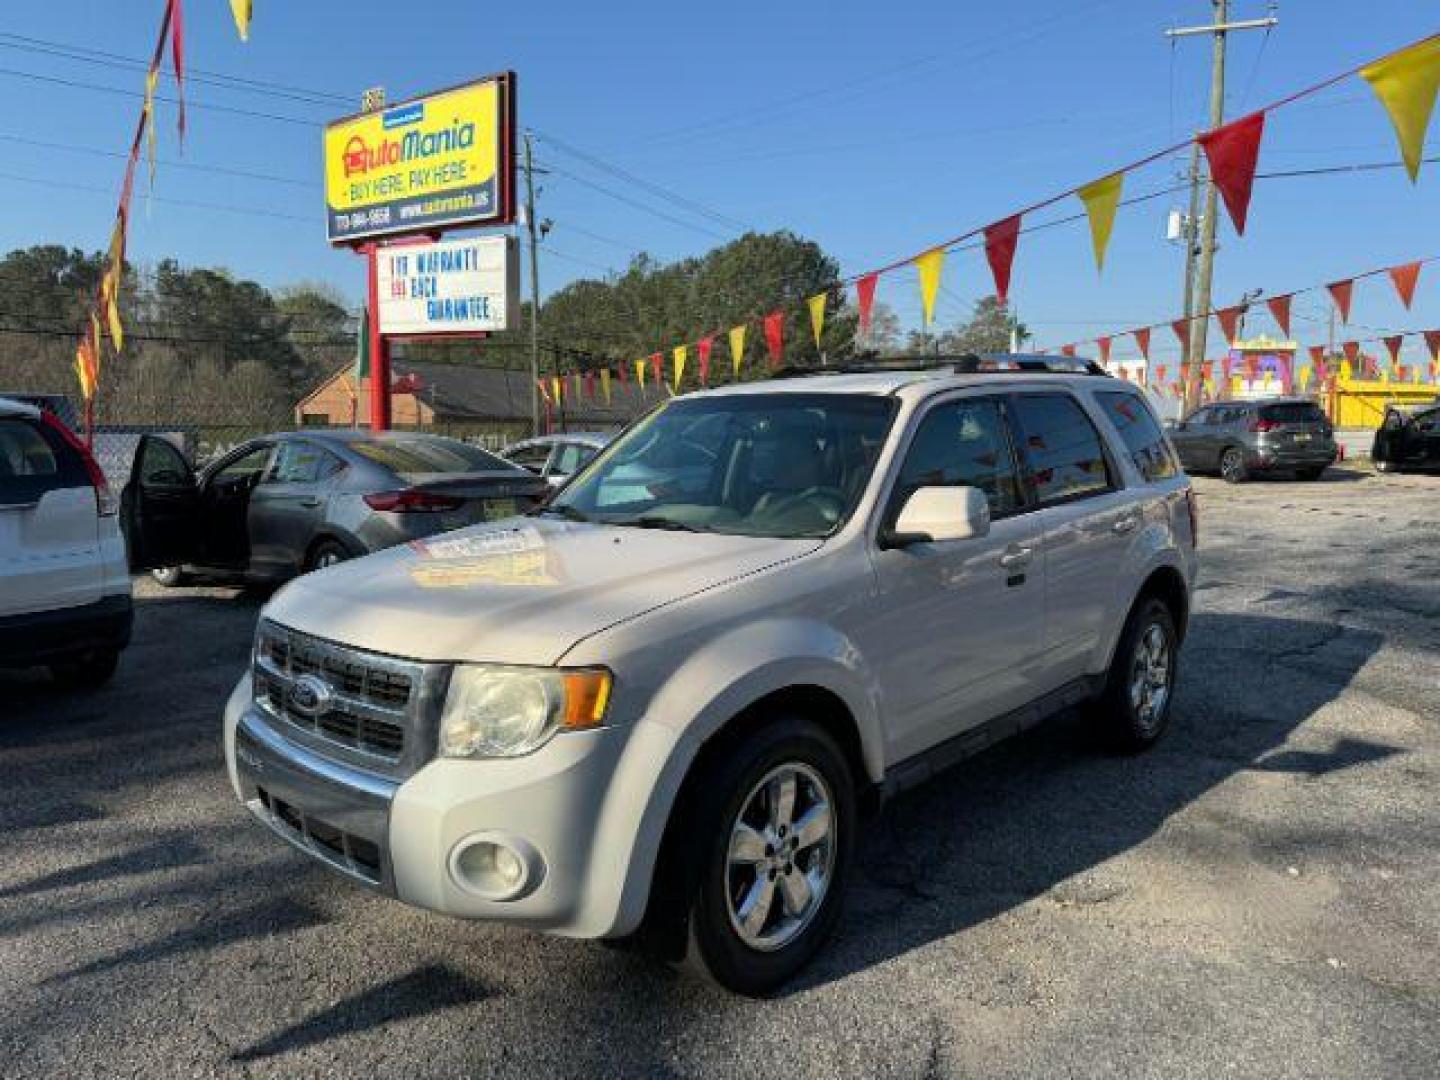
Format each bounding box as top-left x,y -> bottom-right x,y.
223,675 -> 682,938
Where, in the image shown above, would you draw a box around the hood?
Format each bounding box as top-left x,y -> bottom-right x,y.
263,517 -> 820,665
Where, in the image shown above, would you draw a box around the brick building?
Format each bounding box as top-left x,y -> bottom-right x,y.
294,359 -> 652,446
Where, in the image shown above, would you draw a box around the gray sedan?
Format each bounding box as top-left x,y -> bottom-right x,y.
124,430 -> 549,587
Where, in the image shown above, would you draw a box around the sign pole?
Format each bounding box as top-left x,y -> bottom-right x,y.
363,243 -> 392,431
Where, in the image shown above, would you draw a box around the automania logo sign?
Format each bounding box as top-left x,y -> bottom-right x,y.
343,121 -> 477,178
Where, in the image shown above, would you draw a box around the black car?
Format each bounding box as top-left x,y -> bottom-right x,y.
127,429 -> 549,587
1167,398 -> 1337,483
1373,402 -> 1440,473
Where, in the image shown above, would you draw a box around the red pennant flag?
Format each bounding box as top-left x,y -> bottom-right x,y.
1266,294 -> 1292,338
1060,344 -> 1076,357
1241,356 -> 1257,380
1198,110 -> 1266,235
1171,319 -> 1190,361
1327,279 -> 1354,323
1424,330 -> 1440,361
854,272 -> 879,339
648,352 -> 663,386
1308,345 -> 1324,365
697,336 -> 714,386
168,0 -> 186,138
1221,356 -> 1234,383
763,311 -> 784,367
584,370 -> 596,399
1342,341 -> 1360,367
1132,327 -> 1151,360
1389,261 -> 1422,309
1397,365 -> 1410,382
1094,335 -> 1111,364
616,361 -> 628,385
1216,305 -> 1243,345
983,214 -> 1021,305
1155,364 -> 1168,384
1383,335 -> 1405,366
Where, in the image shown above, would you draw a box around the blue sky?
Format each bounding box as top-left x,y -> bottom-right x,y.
0,1 -> 1436,365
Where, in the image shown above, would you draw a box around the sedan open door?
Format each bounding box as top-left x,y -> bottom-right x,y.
120,435 -> 203,571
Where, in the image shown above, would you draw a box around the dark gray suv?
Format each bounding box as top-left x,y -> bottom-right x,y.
1168,398 -> 1336,483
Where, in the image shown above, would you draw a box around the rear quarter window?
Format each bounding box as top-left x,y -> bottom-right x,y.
0,417 -> 83,504
1096,391 -> 1180,483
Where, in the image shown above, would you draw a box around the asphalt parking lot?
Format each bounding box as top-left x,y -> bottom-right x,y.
2,467 -> 1437,1079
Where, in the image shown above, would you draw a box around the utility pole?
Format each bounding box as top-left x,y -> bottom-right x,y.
522,131 -> 543,436
1167,2 -> 1277,413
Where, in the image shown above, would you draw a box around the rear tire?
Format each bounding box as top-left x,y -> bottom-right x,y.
677,717 -> 855,996
49,649 -> 119,689
1219,446 -> 1248,484
150,566 -> 189,587
304,539 -> 351,573
1091,598 -> 1178,753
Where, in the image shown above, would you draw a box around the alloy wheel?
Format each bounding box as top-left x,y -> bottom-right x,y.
724,762 -> 836,953
1128,622 -> 1172,732
1221,448 -> 1245,483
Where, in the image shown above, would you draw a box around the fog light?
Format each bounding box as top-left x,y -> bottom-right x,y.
448,833 -> 544,901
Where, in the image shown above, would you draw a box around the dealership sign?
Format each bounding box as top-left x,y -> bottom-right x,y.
324,74 -> 515,244
376,236 -> 518,335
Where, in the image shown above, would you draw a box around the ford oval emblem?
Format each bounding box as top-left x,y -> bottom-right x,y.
287,673 -> 333,718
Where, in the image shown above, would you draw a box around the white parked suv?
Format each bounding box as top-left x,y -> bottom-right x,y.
188,358 -> 1197,993
0,396 -> 132,686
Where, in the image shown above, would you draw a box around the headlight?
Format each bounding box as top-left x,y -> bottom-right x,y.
439,665 -> 612,758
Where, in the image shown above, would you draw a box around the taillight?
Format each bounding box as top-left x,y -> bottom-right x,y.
39,410 -> 117,516
1184,488 -> 1198,548
1248,418 -> 1280,433
363,489 -> 464,513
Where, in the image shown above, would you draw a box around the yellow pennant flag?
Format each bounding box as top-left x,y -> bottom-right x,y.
1076,172 -> 1124,271
728,325 -> 746,378
635,358 -> 646,389
807,292 -> 827,349
672,345 -> 687,391
914,249 -> 944,327
600,367 -> 612,404
143,65 -> 159,190
1361,37 -> 1440,183
551,375 -> 562,402
74,338 -> 96,400
230,0 -> 253,41
105,291 -> 124,352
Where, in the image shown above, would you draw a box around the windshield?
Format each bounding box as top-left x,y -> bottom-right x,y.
552,393 -> 897,538
344,436 -> 516,478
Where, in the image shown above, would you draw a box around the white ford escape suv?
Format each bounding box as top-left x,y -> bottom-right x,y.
180,357 -> 1196,994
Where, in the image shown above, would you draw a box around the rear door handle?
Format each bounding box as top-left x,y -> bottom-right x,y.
1112,514 -> 1140,535
998,547 -> 1032,570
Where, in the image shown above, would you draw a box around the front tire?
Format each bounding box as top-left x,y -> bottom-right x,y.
681,718 -> 855,996
1091,598 -> 1178,752
1220,446 -> 1248,484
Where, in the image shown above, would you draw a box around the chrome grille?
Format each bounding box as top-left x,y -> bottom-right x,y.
253,621 -> 430,767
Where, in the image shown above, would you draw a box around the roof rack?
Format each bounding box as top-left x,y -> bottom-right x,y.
769,353 -> 1110,380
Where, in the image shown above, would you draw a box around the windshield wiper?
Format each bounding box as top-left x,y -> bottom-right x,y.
531,503 -> 592,522
623,514 -> 702,532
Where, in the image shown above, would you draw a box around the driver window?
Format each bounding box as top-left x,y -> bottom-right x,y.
895,398 -> 1023,518
138,437 -> 189,487
215,444 -> 272,482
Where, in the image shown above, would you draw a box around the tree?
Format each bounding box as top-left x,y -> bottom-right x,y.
903,296 -> 1027,356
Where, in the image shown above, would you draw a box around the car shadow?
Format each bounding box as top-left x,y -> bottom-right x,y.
779,609 -> 1384,995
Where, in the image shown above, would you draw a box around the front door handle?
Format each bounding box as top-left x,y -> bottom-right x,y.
299,498 -> 322,508
1112,514 -> 1140,535
998,546 -> 1032,570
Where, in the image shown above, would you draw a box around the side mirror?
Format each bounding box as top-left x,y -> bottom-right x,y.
1163,418 -> 1180,431
883,486 -> 990,548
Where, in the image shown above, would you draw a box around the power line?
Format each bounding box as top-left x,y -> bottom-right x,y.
537,161 -> 735,243
0,32 -> 350,108
0,131 -> 320,188
0,168 -> 312,223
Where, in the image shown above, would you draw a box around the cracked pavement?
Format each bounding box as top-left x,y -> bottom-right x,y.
1,465 -> 1437,1077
